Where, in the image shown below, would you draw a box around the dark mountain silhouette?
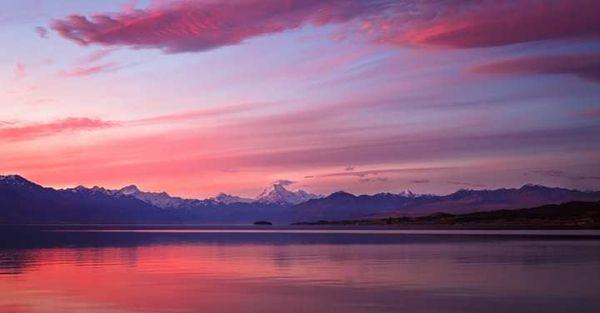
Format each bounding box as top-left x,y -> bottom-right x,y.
288,191 -> 429,221
0,175 -> 165,224
1,175 -> 600,225
294,201 -> 600,229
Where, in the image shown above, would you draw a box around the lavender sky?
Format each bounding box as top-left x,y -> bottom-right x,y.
1,0 -> 599,198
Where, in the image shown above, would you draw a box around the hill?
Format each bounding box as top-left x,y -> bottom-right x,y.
294,201 -> 600,229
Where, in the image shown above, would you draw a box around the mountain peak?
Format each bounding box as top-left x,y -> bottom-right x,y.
398,189 -> 416,197
256,183 -> 320,205
329,191 -> 355,198
119,185 -> 141,195
0,175 -> 39,188
212,193 -> 253,204
520,183 -> 550,190
0,174 -> 28,182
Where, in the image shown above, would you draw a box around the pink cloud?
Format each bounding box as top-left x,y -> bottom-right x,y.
381,0 -> 600,48
0,102 -> 271,142
469,53 -> 600,83
128,102 -> 273,125
14,62 -> 26,80
577,108 -> 600,119
50,1 -> 600,53
318,167 -> 454,178
61,62 -> 120,77
0,118 -> 115,141
83,49 -> 114,63
35,26 -> 49,39
50,0 -> 373,53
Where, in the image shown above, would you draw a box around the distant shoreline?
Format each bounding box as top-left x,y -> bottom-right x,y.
293,200 -> 600,229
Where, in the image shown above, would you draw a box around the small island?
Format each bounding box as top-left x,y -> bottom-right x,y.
253,221 -> 273,226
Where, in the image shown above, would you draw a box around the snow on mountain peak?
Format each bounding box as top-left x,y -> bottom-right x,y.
398,189 -> 416,197
256,183 -> 321,205
212,193 -> 253,205
119,185 -> 141,195
126,189 -> 184,209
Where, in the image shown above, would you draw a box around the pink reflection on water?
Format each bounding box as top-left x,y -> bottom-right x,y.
0,236 -> 599,313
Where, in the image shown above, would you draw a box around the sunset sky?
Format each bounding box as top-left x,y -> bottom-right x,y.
1,0 -> 599,198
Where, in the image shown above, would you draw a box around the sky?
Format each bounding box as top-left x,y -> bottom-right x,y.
1,0 -> 599,198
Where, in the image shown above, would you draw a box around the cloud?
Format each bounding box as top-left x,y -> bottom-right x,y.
571,176 -> 600,181
50,0 -> 600,53
0,118 -> 115,141
526,169 -> 600,181
411,179 -> 430,184
82,49 -> 114,63
14,63 -> 26,80
273,179 -> 295,186
528,170 -> 564,177
359,177 -> 388,183
50,0 -> 381,53
577,108 -> 600,119
382,0 -> 600,48
470,53 -> 600,83
61,62 -> 121,77
320,167 -> 453,178
127,102 -> 272,125
0,102 -> 270,142
221,169 -> 240,173
35,26 -> 49,39
446,181 -> 485,188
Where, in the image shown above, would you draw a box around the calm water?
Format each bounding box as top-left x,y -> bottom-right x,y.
1,227 -> 599,313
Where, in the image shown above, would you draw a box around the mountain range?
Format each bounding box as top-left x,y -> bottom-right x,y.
1,174 -> 600,225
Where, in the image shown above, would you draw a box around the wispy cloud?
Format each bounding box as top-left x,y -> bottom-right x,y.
319,167 -> 454,178
380,0 -> 600,48
14,62 -> 26,80
446,181 -> 485,188
60,62 -> 121,77
470,53 -> 600,83
577,108 -> 600,119
35,26 -> 48,39
359,176 -> 389,184
0,118 -> 115,141
127,102 -> 273,126
82,49 -> 114,63
273,179 -> 295,186
0,102 -> 271,142
526,169 -> 600,181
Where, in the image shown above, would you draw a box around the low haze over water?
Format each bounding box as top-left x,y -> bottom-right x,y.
1,228 -> 599,313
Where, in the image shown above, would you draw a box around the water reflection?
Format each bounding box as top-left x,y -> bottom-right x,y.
1,228 -> 599,313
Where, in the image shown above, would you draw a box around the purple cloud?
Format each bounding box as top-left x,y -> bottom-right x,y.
50,0 -> 600,53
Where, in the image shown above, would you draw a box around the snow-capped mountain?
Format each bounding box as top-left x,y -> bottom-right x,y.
3,174 -> 600,224
115,185 -> 188,209
66,184 -> 189,209
374,189 -> 417,198
210,193 -> 253,205
255,183 -> 321,206
64,181 -> 320,208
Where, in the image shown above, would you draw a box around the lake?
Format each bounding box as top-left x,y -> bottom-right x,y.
1,227 -> 599,313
